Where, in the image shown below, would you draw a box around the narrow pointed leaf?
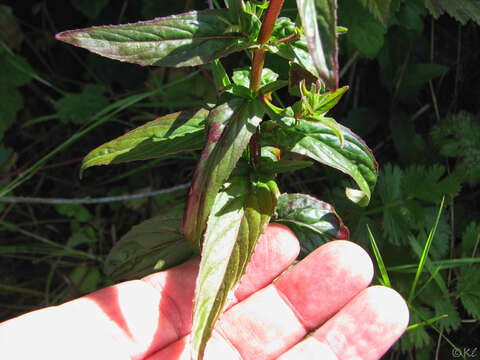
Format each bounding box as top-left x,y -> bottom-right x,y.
262,118 -> 378,206
81,108 -> 209,176
104,204 -> 193,281
184,98 -> 264,251
191,175 -> 279,359
274,193 -> 349,256
205,59 -> 231,92
56,9 -> 252,68
310,85 -> 348,114
296,0 -> 338,89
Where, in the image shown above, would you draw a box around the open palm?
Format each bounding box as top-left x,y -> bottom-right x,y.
0,224 -> 408,359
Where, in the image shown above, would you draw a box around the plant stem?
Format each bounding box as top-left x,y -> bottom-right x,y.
250,0 -> 285,91
249,0 -> 285,165
257,0 -> 285,46
250,49 -> 266,91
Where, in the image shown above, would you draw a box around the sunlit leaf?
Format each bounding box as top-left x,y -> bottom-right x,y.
184,98 -> 264,251
296,0 -> 338,89
268,38 -> 319,82
56,9 -> 252,67
262,118 -> 378,206
191,175 -> 278,359
274,193 -> 349,256
81,108 -> 209,176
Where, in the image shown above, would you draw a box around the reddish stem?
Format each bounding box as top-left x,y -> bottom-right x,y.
257,0 -> 285,45
249,0 -> 285,166
250,48 -> 266,91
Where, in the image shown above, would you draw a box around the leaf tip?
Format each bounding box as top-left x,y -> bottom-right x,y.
55,30 -> 80,46
346,187 -> 370,207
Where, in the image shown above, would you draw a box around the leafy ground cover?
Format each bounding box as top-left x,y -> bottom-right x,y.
0,0 -> 479,358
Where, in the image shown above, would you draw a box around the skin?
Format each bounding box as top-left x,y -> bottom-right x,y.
0,224 -> 409,360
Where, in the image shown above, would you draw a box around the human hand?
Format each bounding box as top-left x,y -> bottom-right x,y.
0,224 -> 408,360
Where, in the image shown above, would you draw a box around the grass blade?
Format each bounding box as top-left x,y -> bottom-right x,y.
408,196 -> 445,302
367,224 -> 391,287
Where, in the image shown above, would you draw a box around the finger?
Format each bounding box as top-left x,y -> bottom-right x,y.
16,224 -> 297,360
148,240 -> 373,360
138,223 -> 299,349
278,286 -> 409,360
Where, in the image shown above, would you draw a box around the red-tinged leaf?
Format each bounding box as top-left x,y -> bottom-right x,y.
56,10 -> 252,68
184,98 -> 264,252
262,117 -> 378,206
191,175 -> 279,359
296,0 -> 338,89
81,108 -> 209,176
274,193 -> 349,256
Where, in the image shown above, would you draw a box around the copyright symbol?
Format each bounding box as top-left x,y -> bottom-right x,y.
452,348 -> 462,358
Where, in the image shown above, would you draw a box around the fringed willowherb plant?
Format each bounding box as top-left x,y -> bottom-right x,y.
56,0 -> 378,358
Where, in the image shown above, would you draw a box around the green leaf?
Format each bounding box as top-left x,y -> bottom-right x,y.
402,164 -> 460,203
205,59 -> 231,91
296,0 -> 338,89
0,5 -> 24,50
184,98 -> 264,251
191,175 -> 278,359
461,221 -> 480,257
434,297 -> 461,332
270,16 -> 296,41
425,0 -> 480,25
457,266 -> 480,319
358,0 -> 393,25
104,204 -> 193,281
432,112 -> 480,186
377,164 -> 410,245
262,118 -> 378,206
0,49 -> 34,141
393,0 -> 426,34
400,306 -> 433,352
307,85 -> 349,115
70,0 -> 109,19
401,63 -> 448,88
232,67 -> 279,88
56,9 -> 252,68
81,108 -> 209,175
55,203 -> 91,223
258,159 -> 313,175
56,84 -> 109,125
267,38 -> 319,81
274,193 -> 349,256
0,87 -> 22,142
69,264 -> 102,293
338,0 -> 386,59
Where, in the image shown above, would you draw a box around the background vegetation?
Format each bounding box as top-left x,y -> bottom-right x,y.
0,0 -> 479,358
